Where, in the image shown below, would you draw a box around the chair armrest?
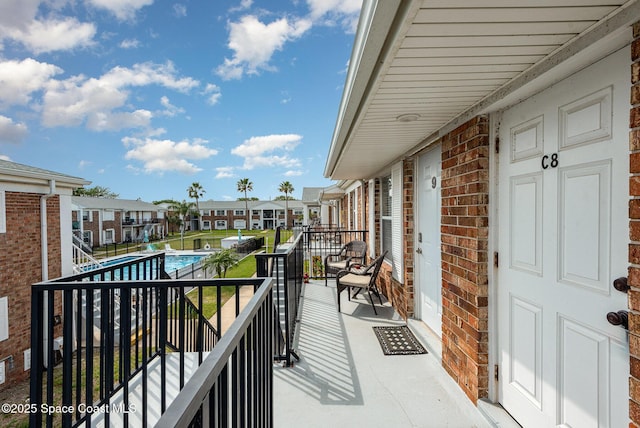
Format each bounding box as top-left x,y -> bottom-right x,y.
336,269 -> 352,281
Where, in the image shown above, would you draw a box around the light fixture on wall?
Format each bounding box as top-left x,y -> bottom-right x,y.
396,113 -> 420,122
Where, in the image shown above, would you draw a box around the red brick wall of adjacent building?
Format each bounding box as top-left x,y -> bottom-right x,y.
440,115 -> 490,403
0,192 -> 62,389
628,22 -> 640,427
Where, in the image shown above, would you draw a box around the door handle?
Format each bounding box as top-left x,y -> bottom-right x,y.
416,248 -> 422,254
606,310 -> 628,330
613,277 -> 629,293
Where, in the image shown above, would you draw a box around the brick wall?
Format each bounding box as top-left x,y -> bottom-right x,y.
440,115 -> 490,403
629,21 -> 640,427
0,192 -> 62,389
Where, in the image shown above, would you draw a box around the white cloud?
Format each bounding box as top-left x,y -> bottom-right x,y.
0,154 -> 11,161
86,110 -> 153,131
123,136 -> 218,174
0,0 -> 97,54
306,0 -> 362,32
6,17 -> 96,54
0,0 -> 40,29
203,84 -> 222,105
86,0 -> 154,21
0,115 -> 28,143
215,166 -> 235,179
78,160 -> 92,169
216,15 -> 312,80
231,134 -> 302,170
120,38 -> 140,49
0,58 -> 62,107
101,62 -> 198,93
173,4 -> 187,17
243,154 -> 301,170
230,0 -> 253,12
41,61 -> 198,130
284,170 -> 302,177
158,96 -> 184,117
232,134 -> 301,157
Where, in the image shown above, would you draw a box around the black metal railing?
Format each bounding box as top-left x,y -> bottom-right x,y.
29,253 -> 270,427
255,230 -> 304,366
303,228 -> 368,278
155,280 -> 274,427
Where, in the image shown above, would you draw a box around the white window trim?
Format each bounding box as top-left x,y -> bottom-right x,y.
0,190 -> 5,234
104,228 -> 115,244
0,296 -> 8,341
384,162 -> 403,283
103,210 -> 115,221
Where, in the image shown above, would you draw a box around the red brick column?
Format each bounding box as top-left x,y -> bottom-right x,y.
440,115 -> 490,403
629,21 -> 640,428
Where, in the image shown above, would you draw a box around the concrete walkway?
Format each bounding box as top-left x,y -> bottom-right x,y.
208,284 -> 256,336
274,280 -> 492,428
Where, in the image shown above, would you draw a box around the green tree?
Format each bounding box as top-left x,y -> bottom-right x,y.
236,178 -> 253,229
278,181 -> 294,229
203,249 -> 239,278
168,200 -> 196,249
73,186 -> 119,198
187,182 -> 206,231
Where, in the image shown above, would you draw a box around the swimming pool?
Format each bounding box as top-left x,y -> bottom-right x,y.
96,254 -> 205,274
164,255 -> 205,272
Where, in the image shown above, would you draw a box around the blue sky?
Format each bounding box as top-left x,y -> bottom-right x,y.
0,0 -> 362,201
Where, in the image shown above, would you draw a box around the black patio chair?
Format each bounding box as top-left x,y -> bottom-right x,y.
336,251 -> 387,315
323,240 -> 367,286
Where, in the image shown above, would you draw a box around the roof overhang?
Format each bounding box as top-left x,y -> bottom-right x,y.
0,160 -> 89,192
325,0 -> 640,180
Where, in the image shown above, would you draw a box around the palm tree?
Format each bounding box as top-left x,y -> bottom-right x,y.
278,181 -> 294,229
203,249 -> 239,278
168,200 -> 196,249
237,178 -> 253,229
187,182 -> 205,231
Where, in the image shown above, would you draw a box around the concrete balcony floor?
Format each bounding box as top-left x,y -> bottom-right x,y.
274,280 -> 492,428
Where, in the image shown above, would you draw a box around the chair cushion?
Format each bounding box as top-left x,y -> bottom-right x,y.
327,260 -> 348,270
338,273 -> 371,288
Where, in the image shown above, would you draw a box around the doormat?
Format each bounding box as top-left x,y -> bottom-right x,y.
373,326 -> 427,356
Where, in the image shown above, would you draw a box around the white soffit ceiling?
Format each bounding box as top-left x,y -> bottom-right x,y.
327,0 -> 637,179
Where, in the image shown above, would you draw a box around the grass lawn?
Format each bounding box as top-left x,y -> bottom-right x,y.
187,253 -> 258,319
92,229 -> 279,258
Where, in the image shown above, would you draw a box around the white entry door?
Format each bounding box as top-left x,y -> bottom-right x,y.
497,48 -> 629,428
416,146 -> 442,337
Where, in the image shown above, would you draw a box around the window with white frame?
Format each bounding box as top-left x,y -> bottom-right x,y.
215,210 -> 226,216
252,210 -> 260,215
82,211 -> 92,222
381,176 -> 393,260
234,219 -> 246,229
215,220 -> 227,229
0,190 -> 5,234
104,229 -> 115,244
234,209 -> 245,216
203,220 -> 211,230
381,162 -> 403,282
103,210 -> 114,221
202,210 -> 211,216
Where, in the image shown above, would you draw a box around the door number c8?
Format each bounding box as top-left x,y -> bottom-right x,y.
541,153 -> 558,169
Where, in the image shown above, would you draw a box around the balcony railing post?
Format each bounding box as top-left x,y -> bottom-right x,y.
159,284 -> 168,413
29,286 -> 44,428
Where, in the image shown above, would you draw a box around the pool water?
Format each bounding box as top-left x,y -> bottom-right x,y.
95,254 -> 204,274
164,255 -> 205,272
